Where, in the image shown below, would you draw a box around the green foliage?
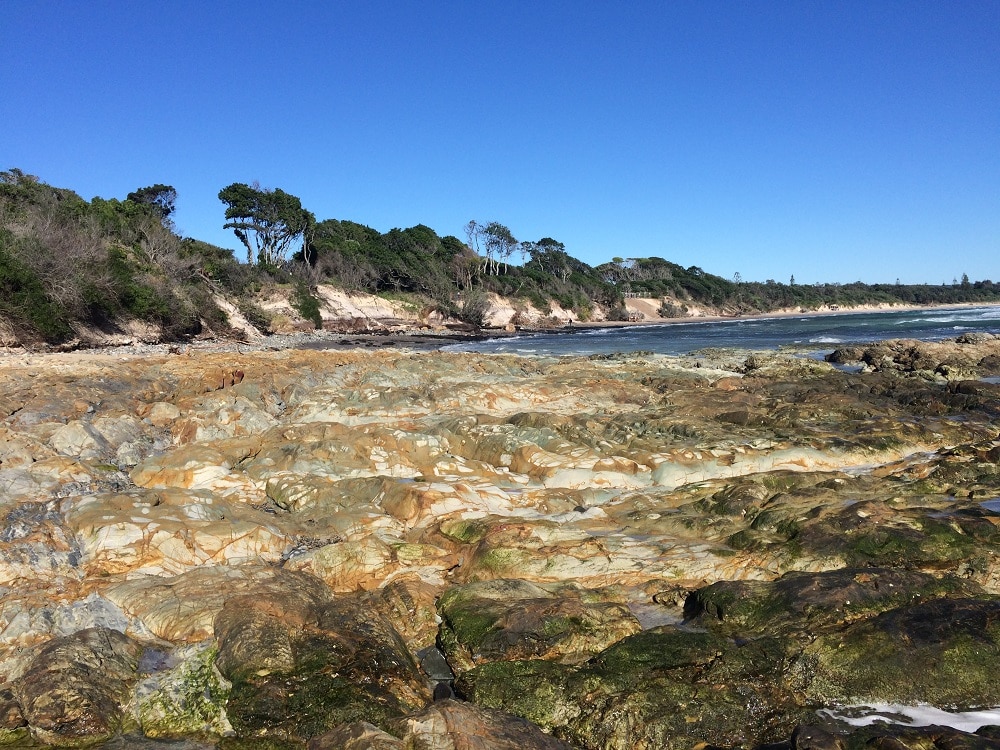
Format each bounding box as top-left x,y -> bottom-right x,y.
126,184 -> 177,225
292,282 -> 323,329
0,233 -> 73,341
596,256 -> 1000,314
459,288 -> 491,328
219,183 -> 315,266
0,169 -> 222,342
304,219 -> 466,302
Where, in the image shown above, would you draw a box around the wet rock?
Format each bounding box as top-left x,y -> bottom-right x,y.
457,626 -> 807,750
843,723 -> 1000,750
218,587 -> 428,743
308,721 -> 404,749
791,724 -> 844,750
438,579 -> 641,670
799,597 -> 1000,708
5,345 -> 1000,747
399,699 -> 578,749
133,641 -> 233,739
826,347 -> 865,365
13,627 -> 142,746
0,685 -> 27,744
685,568 -> 981,633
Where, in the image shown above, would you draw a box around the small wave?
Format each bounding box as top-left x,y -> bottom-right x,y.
809,336 -> 843,344
820,703 -> 1000,732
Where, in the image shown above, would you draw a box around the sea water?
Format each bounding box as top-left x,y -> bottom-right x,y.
445,305 -> 1000,357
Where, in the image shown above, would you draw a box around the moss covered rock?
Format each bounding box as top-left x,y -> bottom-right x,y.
457,626 -> 807,750
218,589 -> 429,743
685,567 -> 981,633
438,579 -> 641,671
799,597 -> 1000,708
133,641 -> 232,740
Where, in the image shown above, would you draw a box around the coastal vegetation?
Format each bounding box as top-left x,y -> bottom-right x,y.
2,168 -> 998,345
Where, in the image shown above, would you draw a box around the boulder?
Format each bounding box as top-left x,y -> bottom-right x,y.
800,597 -> 1000,708
399,699 -> 578,750
13,627 -> 142,746
438,579 -> 641,670
218,586 -> 429,743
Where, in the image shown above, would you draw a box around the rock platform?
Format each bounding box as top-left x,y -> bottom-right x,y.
0,339 -> 999,748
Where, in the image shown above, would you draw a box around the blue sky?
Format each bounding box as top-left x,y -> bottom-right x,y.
3,1 -> 997,284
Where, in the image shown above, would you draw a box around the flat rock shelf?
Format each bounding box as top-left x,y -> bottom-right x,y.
1,340 -> 1000,749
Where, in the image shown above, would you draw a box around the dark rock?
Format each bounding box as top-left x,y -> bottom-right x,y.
214,568 -> 332,681
684,568 -> 981,633
800,598 -> 1000,708
791,724 -> 844,750
951,380 -> 1000,397
13,627 -> 142,746
826,347 -> 865,365
0,685 -> 27,744
797,498 -> 1000,572
979,354 -> 1000,373
398,699 -> 579,750
307,721 -> 404,749
957,333 -> 998,344
717,409 -> 770,426
437,579 -> 640,670
457,627 -> 808,750
216,576 -> 429,743
432,682 -> 454,701
847,724 -> 1000,750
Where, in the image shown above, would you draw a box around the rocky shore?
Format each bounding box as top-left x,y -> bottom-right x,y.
1,336 -> 999,748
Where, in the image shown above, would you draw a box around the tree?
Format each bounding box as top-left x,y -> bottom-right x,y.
465,220 -> 517,275
0,168 -> 39,186
218,183 -> 315,266
526,238 -> 574,282
127,184 -> 177,226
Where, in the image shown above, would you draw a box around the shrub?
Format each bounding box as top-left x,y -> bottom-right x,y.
292,283 -> 323,329
460,289 -> 491,328
0,236 -> 73,342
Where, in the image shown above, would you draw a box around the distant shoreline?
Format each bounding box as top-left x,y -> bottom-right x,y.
2,300 -> 998,366
517,300 -> 1000,334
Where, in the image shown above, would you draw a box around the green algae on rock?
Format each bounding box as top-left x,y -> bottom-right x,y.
438,579 -> 641,670
133,642 -> 232,740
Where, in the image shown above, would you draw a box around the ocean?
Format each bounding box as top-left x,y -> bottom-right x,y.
444,305 -> 1000,357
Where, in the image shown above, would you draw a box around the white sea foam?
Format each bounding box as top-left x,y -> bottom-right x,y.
810,336 -> 843,344
819,704 -> 1000,732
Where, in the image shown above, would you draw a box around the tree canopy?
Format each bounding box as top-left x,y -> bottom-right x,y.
218,183 -> 315,266
126,184 -> 177,225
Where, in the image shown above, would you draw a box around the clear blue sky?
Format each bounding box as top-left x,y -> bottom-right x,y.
3,1 -> 997,284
